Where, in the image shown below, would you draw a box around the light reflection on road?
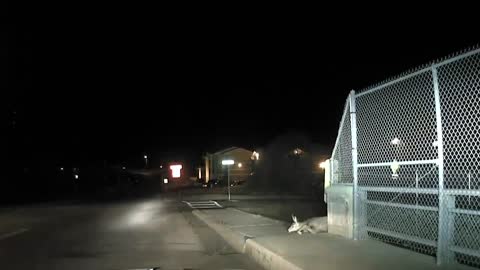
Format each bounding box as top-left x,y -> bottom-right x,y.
111,201 -> 165,229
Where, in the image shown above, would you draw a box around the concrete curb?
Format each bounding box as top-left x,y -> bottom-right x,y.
192,210 -> 304,270
245,239 -> 303,270
192,210 -> 252,253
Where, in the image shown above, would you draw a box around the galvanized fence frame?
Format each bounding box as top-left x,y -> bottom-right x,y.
329,48 -> 480,268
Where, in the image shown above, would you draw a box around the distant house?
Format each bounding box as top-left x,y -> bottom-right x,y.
204,147 -> 254,184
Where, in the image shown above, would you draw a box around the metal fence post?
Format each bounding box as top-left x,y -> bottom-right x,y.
432,65 -> 451,265
349,90 -> 359,240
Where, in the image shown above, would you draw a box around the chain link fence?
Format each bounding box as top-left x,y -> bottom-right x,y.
331,100 -> 353,184
330,48 -> 480,268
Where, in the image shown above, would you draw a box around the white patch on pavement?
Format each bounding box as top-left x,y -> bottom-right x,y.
183,200 -> 223,209
0,228 -> 29,240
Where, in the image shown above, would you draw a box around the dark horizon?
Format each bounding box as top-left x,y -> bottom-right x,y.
4,24 -> 479,169
3,11 -> 480,269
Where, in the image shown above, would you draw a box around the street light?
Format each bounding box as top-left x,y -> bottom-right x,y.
222,159 -> 234,201
319,161 -> 327,169
143,154 -> 148,168
390,137 -> 401,179
293,148 -> 303,156
391,137 -> 401,145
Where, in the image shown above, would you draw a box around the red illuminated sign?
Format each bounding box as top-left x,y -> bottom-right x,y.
170,165 -> 182,178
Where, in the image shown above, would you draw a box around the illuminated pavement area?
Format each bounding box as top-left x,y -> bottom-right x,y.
0,197 -> 261,270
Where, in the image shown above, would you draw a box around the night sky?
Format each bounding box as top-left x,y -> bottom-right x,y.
3,22 -> 479,168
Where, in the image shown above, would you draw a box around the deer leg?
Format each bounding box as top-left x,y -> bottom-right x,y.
306,226 -> 316,234
297,224 -> 308,234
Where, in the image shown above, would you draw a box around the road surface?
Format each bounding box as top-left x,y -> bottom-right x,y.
0,196 -> 261,270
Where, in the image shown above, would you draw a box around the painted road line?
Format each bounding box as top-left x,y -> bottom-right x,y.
0,228 -> 29,240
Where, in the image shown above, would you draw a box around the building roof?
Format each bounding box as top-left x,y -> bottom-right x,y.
212,146 -> 252,155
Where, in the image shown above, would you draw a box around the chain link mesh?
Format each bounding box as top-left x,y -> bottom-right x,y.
437,51 -> 480,267
438,52 -> 480,190
355,68 -> 440,258
331,100 -> 353,184
356,70 -> 437,164
330,48 -> 480,267
358,164 -> 439,189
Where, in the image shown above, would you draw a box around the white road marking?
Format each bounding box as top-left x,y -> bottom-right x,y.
183,200 -> 223,209
0,228 -> 29,240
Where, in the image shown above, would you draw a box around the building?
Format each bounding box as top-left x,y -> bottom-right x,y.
204,147 -> 254,184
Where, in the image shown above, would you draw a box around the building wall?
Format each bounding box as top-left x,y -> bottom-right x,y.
209,148 -> 253,182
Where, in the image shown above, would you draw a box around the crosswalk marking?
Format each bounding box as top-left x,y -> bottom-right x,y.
183,200 -> 222,209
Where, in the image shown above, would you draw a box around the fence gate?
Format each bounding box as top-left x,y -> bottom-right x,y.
330,48 -> 480,268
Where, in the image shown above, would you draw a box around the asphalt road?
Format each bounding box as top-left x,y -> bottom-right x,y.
0,196 -> 261,270
172,192 -> 327,223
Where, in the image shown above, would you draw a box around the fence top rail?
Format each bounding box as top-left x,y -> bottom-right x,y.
356,47 -> 480,98
433,47 -> 480,68
331,95 -> 351,157
355,67 -> 431,98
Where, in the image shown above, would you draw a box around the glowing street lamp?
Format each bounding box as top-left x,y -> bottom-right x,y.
319,161 -> 327,169
143,154 -> 148,168
390,137 -> 401,145
222,159 -> 234,201
390,137 -> 401,179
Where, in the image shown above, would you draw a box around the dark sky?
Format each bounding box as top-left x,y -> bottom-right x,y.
3,21 -> 479,167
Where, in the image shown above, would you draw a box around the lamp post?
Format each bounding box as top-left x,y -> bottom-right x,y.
144,154 -> 148,168
222,159 -> 234,201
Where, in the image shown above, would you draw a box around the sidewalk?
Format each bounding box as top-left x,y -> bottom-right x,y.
175,192 -> 309,201
193,208 -> 469,270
